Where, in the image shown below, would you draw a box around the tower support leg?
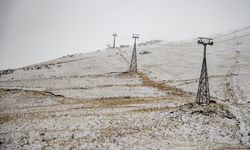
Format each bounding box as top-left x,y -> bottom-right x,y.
196,57 -> 210,104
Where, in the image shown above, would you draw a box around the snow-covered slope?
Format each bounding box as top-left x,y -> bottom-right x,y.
0,27 -> 250,149
1,27 -> 249,102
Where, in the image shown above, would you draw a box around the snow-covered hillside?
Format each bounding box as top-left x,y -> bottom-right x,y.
0,27 -> 250,149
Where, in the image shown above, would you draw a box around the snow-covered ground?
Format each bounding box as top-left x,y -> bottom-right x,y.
0,27 -> 250,149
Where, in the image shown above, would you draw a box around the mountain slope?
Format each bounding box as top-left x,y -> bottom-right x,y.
0,27 -> 250,149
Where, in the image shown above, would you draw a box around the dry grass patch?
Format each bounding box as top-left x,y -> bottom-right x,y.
137,72 -> 166,90
137,72 -> 193,97
133,106 -> 172,113
0,115 -> 14,123
90,96 -> 180,107
56,96 -> 178,110
0,88 -> 18,96
93,97 -> 157,107
0,88 -> 65,98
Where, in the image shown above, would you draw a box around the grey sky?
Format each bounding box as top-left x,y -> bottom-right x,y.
0,0 -> 250,69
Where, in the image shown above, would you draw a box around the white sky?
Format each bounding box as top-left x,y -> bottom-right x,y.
0,0 -> 250,69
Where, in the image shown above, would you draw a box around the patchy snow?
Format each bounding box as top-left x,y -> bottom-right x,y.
0,27 -> 250,149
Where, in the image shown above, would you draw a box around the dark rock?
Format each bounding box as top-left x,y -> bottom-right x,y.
139,51 -> 152,55
209,100 -> 216,103
120,45 -> 129,48
35,66 -> 41,69
40,133 -> 45,136
0,69 -> 14,76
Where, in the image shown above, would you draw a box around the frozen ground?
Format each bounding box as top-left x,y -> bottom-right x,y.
0,27 -> 250,149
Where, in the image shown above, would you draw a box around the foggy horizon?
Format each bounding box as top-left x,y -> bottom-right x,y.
1,0 -> 250,70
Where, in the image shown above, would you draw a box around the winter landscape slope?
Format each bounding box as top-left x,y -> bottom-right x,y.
0,27 -> 250,149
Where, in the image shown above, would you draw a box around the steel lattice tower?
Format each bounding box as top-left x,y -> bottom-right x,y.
129,34 -> 139,72
196,37 -> 214,104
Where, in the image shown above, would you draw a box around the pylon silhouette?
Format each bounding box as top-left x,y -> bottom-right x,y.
196,37 -> 213,104
129,34 -> 139,72
112,33 -> 117,48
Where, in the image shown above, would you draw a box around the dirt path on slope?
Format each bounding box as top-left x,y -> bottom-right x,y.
116,48 -> 130,66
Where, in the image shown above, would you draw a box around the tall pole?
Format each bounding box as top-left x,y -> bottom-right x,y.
196,37 -> 213,104
129,34 -> 139,72
112,33 -> 117,48
204,44 -> 206,59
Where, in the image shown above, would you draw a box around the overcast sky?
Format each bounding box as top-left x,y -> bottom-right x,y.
0,0 -> 250,69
